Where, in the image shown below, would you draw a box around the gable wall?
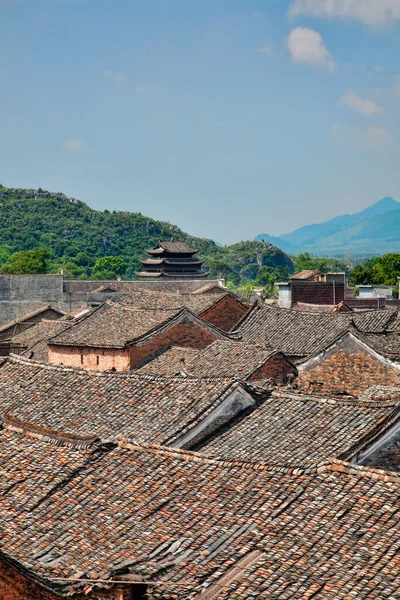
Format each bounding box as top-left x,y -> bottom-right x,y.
248,354 -> 297,384
291,281 -> 345,307
130,323 -> 219,369
48,345 -> 130,372
200,296 -> 249,332
297,347 -> 400,396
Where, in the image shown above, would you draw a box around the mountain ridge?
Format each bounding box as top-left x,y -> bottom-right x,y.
255,197 -> 400,256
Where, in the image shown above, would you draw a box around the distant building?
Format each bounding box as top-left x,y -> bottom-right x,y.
136,240 -> 209,280
277,271 -> 346,308
358,285 -> 394,299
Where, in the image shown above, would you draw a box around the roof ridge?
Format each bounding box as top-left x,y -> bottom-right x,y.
4,413 -> 100,448
271,390 -> 400,407
116,439 -> 400,483
5,354 -> 239,382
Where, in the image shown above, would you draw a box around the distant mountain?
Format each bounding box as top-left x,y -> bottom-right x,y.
255,197 -> 400,256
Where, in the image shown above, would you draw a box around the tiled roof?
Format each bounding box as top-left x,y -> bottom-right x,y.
1,433 -> 400,599
10,319 -> 71,348
235,304 -> 400,358
64,279 -> 225,294
117,288 -> 236,314
0,355 -> 248,445
371,445 -> 400,472
138,347 -> 199,376
290,269 -> 322,280
0,305 -> 65,335
152,240 -> 198,253
353,331 -> 400,359
49,302 -> 237,349
359,385 -> 400,402
138,341 -> 286,380
197,390 -> 400,466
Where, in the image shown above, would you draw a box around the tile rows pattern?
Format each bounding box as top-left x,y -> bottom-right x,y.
0,432 -> 400,599
0,355 -> 242,445
236,303 -> 400,358
138,340 -> 282,379
198,390 -> 400,465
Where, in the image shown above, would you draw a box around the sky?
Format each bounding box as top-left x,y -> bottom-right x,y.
1,0 -> 400,244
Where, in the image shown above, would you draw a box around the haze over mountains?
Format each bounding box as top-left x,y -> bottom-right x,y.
255,197 -> 400,257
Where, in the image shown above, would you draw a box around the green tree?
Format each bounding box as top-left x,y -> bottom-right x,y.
92,256 -> 127,280
1,248 -> 50,274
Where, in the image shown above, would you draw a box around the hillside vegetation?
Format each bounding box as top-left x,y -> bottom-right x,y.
0,186 -> 294,287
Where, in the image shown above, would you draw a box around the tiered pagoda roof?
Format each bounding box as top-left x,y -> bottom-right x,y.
136,240 -> 209,279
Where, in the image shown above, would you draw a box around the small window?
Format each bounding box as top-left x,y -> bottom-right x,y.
96,356 -> 99,366
81,355 -> 84,364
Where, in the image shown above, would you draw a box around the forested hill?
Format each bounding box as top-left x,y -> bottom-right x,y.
0,186 -> 293,287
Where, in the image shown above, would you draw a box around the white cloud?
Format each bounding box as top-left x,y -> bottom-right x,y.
104,69 -> 125,84
257,44 -> 274,55
62,140 -> 90,152
331,124 -> 394,150
369,126 -> 389,138
287,27 -> 335,71
339,91 -> 382,115
135,84 -> 147,95
289,0 -> 400,27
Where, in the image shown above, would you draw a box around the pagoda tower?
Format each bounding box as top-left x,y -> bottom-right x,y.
136,240 -> 209,280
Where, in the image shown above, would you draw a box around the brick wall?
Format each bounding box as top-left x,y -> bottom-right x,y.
0,559 -> 58,600
297,348 -> 400,396
0,557 -> 135,600
248,354 -> 297,384
130,322 -> 219,369
199,296 -> 249,332
48,345 -> 130,372
291,281 -> 345,306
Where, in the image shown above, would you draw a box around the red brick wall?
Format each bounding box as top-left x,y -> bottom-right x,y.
291,282 -> 345,306
130,323 -> 219,368
200,296 -> 249,332
0,558 -> 133,600
0,559 -> 59,600
48,345 -> 130,372
248,354 -> 297,384
297,348 -> 400,396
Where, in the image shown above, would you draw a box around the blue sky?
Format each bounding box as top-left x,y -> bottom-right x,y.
1,0 -> 400,244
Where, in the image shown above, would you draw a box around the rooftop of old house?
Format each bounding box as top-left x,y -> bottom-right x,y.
197,389 -> 400,466
0,430 -> 400,599
0,355 -> 265,446
235,303 -> 400,359
138,340 -> 292,380
48,302 -> 239,349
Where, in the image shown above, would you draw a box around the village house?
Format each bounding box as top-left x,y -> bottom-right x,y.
235,302 -> 400,362
47,301 -> 243,371
197,387 -> 400,471
297,330 -> 400,396
0,354 -> 269,450
138,340 -> 297,384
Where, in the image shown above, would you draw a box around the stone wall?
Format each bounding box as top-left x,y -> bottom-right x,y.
0,275 -> 224,327
200,296 -> 249,332
248,353 -> 297,384
0,275 -> 77,326
48,345 -> 130,372
129,323 -> 220,369
297,347 -> 400,396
